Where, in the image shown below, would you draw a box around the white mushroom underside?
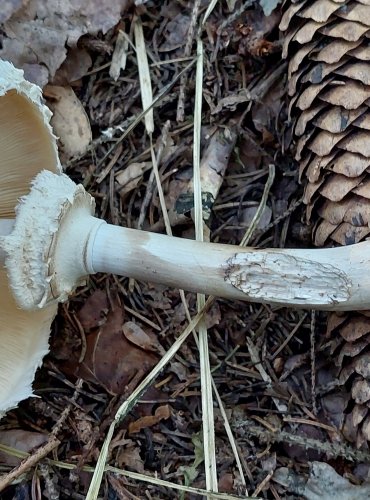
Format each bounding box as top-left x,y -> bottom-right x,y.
0,269 -> 57,415
0,60 -> 61,415
0,66 -> 61,217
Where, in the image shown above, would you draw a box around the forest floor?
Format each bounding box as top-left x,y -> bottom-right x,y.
1,1 -> 369,499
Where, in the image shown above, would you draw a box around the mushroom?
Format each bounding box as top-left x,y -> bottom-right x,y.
0,61 -> 60,416
0,59 -> 369,414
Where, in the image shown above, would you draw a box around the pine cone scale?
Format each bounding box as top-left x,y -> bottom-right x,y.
282,0 -> 370,445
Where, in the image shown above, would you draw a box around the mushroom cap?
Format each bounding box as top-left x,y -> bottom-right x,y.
0,60 -> 60,415
0,270 -> 56,416
0,60 -> 61,216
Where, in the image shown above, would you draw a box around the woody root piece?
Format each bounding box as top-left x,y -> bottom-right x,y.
0,59 -> 368,414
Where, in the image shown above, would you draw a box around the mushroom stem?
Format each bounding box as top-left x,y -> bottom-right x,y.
86,222 -> 367,311
1,170 -> 367,312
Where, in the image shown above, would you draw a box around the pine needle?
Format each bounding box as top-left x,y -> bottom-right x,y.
193,37 -> 218,494
203,0 -> 220,25
134,16 -> 154,135
240,164 -> 275,247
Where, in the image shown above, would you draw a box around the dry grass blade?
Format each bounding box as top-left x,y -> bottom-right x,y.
0,444 -> 254,499
85,300 -> 213,500
137,22 -> 172,236
176,0 -> 201,122
202,0 -> 220,25
109,30 -> 129,81
193,37 -> 218,494
240,164 -> 275,247
134,15 -> 154,135
139,26 -> 239,492
211,381 -> 248,495
193,39 -> 205,243
107,466 -> 252,499
149,135 -> 173,235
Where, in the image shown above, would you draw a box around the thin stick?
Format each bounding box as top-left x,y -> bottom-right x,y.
211,381 -> 248,495
149,135 -> 173,235
176,0 -> 202,122
234,419 -> 370,462
310,310 -> 317,416
138,121 -> 171,229
247,338 -> 287,414
0,436 -> 60,492
202,0 -> 220,25
240,164 -> 275,247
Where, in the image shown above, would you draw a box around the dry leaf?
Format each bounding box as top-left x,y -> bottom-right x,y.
117,440 -> 145,472
122,321 -> 164,354
274,462 -> 370,500
218,472 -> 235,493
0,0 -> 132,85
76,296 -> 158,395
129,404 -> 171,434
212,90 -> 251,115
77,290 -> 109,331
110,30 -> 129,81
116,161 -> 152,200
0,430 -> 47,466
242,205 -> 272,232
158,13 -> 190,52
52,48 -> 92,85
45,85 -> 92,159
169,361 -> 188,381
320,392 -> 349,430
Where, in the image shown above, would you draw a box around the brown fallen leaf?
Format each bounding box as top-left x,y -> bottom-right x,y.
128,404 -> 171,434
275,461 -> 370,500
0,430 -> 47,466
116,440 -> 145,473
0,0 -> 133,85
116,161 -> 152,201
242,205 -> 272,233
77,289 -> 109,331
158,12 -> 191,52
122,321 -> 164,354
76,295 -> 158,395
52,48 -> 92,85
218,472 -> 235,493
45,85 -> 92,159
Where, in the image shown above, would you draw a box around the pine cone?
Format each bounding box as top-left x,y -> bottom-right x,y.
280,0 -> 370,447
